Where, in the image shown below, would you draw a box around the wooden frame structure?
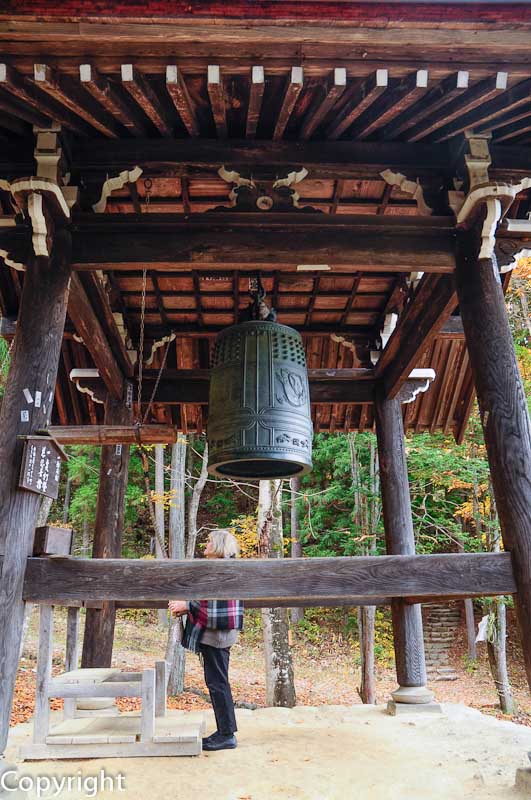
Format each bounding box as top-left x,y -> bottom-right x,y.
1,0 -> 531,762
21,603 -> 203,760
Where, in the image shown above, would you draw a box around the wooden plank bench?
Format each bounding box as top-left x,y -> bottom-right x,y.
20,604 -> 203,760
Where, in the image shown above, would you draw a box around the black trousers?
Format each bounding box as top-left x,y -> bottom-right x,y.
199,644 -> 237,735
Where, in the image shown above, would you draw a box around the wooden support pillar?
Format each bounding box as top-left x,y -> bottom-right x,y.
455,230 -> 531,692
374,387 -> 434,706
81,387 -> 132,668
0,230 -> 72,756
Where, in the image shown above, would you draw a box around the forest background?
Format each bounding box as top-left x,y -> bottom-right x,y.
1,260 -> 530,721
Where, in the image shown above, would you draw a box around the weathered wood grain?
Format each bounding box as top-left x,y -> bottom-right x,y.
0,227 -> 71,755
69,138 -> 457,179
375,274 -> 457,398
34,605 -> 53,744
33,63 -> 121,138
455,230 -> 531,692
166,65 -> 199,136
49,424 -> 179,445
19,552 -> 516,604
70,214 -> 456,273
375,387 -> 427,688
67,273 -> 124,400
81,390 -> 132,668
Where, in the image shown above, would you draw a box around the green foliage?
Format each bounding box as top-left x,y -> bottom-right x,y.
204,486 -> 239,526
298,431 -> 384,558
0,338 -> 10,398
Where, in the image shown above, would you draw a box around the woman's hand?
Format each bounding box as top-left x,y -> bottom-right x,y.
168,600 -> 188,616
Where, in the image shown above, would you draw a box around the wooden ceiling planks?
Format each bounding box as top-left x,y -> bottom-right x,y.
0,12 -> 527,438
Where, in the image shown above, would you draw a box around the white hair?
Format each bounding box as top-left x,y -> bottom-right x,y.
208,528 -> 240,559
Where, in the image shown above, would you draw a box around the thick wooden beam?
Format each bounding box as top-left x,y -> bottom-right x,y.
121,64 -> 172,137
207,65 -> 227,138
70,213 -> 456,273
0,64 -> 90,136
375,386 -> 428,693
405,72 -> 508,142
246,66 -> 265,139
70,138 -> 460,180
80,64 -> 147,137
326,70 -> 388,140
70,367 -> 432,407
428,77 -> 531,143
0,227 -> 71,757
67,274 -> 124,399
350,69 -> 430,140
81,388 -> 133,668
382,71 -> 469,140
299,68 -> 347,140
33,64 -> 121,138
274,66 -> 303,140
115,597 -> 391,609
166,65 -> 199,137
81,271 -> 134,379
375,274 -> 457,398
20,552 -> 516,604
455,229 -> 531,693
48,424 -> 178,445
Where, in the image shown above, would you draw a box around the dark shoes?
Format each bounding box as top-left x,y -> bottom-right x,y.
202,731 -> 237,751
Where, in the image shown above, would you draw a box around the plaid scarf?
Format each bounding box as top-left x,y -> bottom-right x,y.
182,599 -> 244,653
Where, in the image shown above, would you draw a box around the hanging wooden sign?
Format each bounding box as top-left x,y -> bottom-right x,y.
19,436 -> 67,499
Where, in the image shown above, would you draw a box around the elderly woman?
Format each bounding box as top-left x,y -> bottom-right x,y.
169,528 -> 243,752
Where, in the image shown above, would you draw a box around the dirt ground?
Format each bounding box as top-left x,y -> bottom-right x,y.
6,607 -> 531,799
11,606 -> 531,728
6,703 -> 531,799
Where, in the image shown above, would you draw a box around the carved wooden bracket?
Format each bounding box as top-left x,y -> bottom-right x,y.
380,169 -> 433,216
92,165 -> 143,213
451,132 -> 531,265
0,127 -> 78,266
495,234 -> 531,274
396,369 -> 436,404
69,368 -> 105,405
217,165 -> 309,211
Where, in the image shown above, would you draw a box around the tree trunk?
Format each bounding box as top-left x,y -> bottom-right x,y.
81,390 -> 132,668
155,444 -> 168,628
350,435 -> 379,704
289,476 -> 303,624
457,535 -> 477,661
0,228 -> 72,756
484,485 -> 513,713
63,476 -> 72,524
166,437 -> 187,695
259,479 -> 296,708
486,600 -> 514,714
82,513 -> 90,557
186,443 -> 208,559
358,605 -> 376,704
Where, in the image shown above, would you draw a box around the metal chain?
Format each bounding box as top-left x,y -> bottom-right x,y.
136,267 -> 147,422
142,337 -> 171,424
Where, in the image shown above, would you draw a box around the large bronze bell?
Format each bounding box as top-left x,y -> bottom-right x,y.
207,319 -> 313,480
